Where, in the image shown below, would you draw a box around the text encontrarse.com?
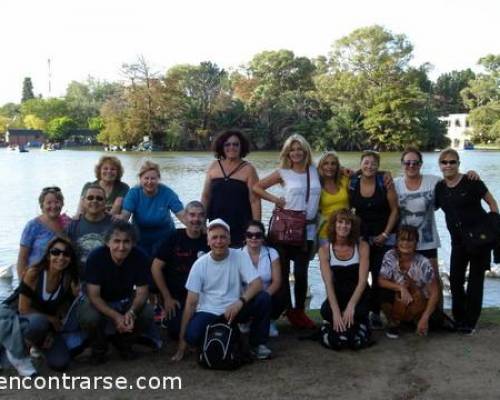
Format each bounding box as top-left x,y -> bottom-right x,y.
0,374 -> 182,390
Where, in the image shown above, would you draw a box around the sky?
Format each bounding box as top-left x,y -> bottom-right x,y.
1,0 -> 499,105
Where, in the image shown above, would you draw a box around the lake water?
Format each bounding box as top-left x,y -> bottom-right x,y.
1,147 -> 500,308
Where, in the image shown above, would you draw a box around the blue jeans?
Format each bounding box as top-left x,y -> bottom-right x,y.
22,313 -> 70,370
185,291 -> 271,347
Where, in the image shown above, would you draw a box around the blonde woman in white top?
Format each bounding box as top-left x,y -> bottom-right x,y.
254,134 -> 320,329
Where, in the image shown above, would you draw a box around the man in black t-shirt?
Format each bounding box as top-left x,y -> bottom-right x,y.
151,201 -> 209,339
78,221 -> 154,364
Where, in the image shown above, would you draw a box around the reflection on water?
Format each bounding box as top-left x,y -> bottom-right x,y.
1,148 -> 500,308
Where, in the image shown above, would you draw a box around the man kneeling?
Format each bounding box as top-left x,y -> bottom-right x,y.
379,225 -> 439,339
78,221 -> 154,364
172,218 -> 272,361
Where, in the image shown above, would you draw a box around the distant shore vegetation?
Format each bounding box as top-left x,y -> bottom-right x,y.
1,25 -> 499,151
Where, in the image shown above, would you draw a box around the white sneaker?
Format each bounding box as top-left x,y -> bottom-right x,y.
29,346 -> 43,359
252,344 -> 272,360
269,321 -> 279,337
238,322 -> 251,334
6,349 -> 37,377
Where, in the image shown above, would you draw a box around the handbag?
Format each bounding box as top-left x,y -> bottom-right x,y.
462,212 -> 500,254
268,168 -> 310,247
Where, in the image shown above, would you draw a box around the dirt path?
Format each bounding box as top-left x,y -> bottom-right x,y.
3,319 -> 500,399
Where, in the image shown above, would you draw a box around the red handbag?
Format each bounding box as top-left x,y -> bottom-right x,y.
268,168 -> 310,247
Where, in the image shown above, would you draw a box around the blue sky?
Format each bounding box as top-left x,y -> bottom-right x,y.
1,0 -> 498,104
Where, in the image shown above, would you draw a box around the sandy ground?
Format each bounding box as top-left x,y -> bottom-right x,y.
2,319 -> 500,400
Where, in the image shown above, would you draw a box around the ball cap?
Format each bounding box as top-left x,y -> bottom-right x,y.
207,218 -> 230,233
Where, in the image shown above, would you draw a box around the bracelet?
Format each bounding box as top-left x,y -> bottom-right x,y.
127,309 -> 137,319
239,296 -> 247,306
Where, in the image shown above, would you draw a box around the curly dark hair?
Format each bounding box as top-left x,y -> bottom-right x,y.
212,129 -> 250,159
327,209 -> 361,246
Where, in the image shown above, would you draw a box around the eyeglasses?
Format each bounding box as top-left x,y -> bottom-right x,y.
440,160 -> 458,165
49,248 -> 71,257
245,231 -> 264,240
402,160 -> 421,167
86,195 -> 105,202
224,141 -> 240,148
42,186 -> 61,193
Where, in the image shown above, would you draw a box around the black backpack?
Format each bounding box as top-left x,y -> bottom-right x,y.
198,321 -> 243,370
320,322 -> 373,351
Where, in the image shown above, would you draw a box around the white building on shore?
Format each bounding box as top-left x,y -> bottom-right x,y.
439,113 -> 474,149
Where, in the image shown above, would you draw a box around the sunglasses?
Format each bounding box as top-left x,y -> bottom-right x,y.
245,231 -> 264,240
440,160 -> 458,165
224,141 -> 240,148
402,160 -> 421,167
42,186 -> 61,193
86,195 -> 105,202
49,248 -> 71,257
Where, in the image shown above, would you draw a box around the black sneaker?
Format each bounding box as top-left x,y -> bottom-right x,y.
370,313 -> 384,330
386,326 -> 400,339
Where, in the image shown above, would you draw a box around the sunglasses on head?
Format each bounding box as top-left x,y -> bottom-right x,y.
402,160 -> 421,167
49,248 -> 70,257
440,160 -> 458,165
86,195 -> 105,202
245,231 -> 264,240
42,186 -> 61,193
224,141 -> 240,148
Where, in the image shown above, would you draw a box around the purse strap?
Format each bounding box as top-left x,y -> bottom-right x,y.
305,166 -> 310,205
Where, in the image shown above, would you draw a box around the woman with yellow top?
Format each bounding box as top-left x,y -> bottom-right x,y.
318,152 -> 350,245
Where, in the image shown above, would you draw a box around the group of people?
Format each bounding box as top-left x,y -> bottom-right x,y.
0,129 -> 497,376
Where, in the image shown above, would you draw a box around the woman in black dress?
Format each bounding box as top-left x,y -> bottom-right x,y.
201,130 -> 261,247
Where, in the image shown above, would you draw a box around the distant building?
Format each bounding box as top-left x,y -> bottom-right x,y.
65,129 -> 98,145
5,129 -> 45,147
439,113 -> 473,149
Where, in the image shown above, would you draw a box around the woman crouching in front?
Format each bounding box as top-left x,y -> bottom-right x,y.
18,237 -> 79,371
378,225 -> 439,339
318,209 -> 371,350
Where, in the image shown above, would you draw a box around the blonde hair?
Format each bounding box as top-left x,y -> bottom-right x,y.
318,151 -> 341,185
279,134 -> 313,169
138,160 -> 161,178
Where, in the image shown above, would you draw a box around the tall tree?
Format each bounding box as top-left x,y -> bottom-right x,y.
316,25 -> 446,150
433,69 -> 476,115
461,54 -> 500,142
21,77 -> 35,102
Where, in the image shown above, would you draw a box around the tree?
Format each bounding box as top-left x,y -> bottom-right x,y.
316,25 -> 446,150
433,69 -> 475,115
23,114 -> 46,131
461,54 -> 500,142
46,116 -> 76,141
21,77 -> 35,102
0,115 -> 9,133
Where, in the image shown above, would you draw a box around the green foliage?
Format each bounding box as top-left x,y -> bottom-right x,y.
21,77 -> 35,102
0,115 -> 9,133
461,54 -> 500,142
433,69 -> 475,115
23,114 -> 46,131
46,116 -> 76,141
0,27 -> 496,149
315,25 -> 446,150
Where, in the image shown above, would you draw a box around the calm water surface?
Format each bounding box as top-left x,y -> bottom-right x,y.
1,148 -> 500,308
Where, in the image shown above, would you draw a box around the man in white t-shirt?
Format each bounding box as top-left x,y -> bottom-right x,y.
172,218 -> 272,361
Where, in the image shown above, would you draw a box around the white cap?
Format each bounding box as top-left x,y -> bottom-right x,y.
207,218 -> 230,233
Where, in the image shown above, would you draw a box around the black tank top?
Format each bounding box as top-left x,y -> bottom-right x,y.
207,160 -> 252,247
349,176 -> 390,238
19,270 -> 73,316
